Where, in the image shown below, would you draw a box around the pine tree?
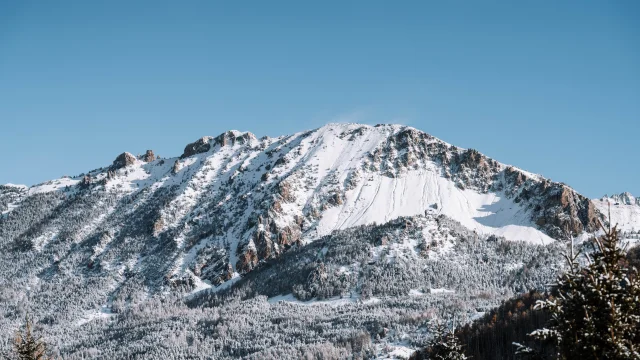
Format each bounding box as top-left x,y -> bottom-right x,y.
12,314 -> 52,360
516,222 -> 640,359
411,320 -> 469,360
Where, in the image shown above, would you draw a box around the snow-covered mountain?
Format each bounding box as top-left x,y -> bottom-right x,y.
2,122 -> 634,359
0,123 -> 603,288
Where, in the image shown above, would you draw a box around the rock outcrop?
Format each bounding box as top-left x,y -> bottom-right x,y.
143,150 -> 155,162
237,247 -> 259,274
235,209 -> 303,274
364,127 -> 500,192
111,152 -> 137,169
181,136 -> 214,158
213,131 -> 256,147
181,131 -> 257,158
171,160 -> 181,174
503,167 -> 600,238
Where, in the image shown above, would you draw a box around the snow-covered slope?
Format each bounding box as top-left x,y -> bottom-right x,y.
1,123 -> 602,290
595,192 -> 640,233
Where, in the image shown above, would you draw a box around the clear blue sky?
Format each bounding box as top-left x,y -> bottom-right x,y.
1,1 -> 638,198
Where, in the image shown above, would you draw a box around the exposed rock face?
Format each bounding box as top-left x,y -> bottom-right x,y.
189,245 -> 230,285
327,192 -> 343,206
171,160 -> 181,174
364,128 -> 602,240
503,167 -> 600,238
111,152 -> 137,169
504,166 -> 525,188
223,263 -> 234,281
237,248 -> 258,274
277,181 -> 296,202
181,136 -> 214,158
213,131 -> 257,147
181,131 -> 257,158
233,204 -> 304,274
364,128 -> 501,192
254,230 -> 274,259
360,126 -> 604,240
344,170 -> 360,190
143,150 -> 155,162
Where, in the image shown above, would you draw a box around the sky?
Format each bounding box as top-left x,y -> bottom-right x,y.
0,1 -> 638,198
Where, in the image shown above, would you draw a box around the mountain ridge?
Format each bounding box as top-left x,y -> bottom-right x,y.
594,192 -> 640,233
1,123 -> 611,287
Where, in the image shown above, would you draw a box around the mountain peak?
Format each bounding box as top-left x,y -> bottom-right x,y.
1,123 -> 617,287
111,152 -> 138,169
600,192 -> 639,206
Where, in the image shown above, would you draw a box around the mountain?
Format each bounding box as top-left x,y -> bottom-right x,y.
0,124 -> 602,285
0,123 -> 633,359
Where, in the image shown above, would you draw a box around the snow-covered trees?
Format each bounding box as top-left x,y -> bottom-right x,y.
0,210 -> 565,359
517,224 -> 640,359
410,320 -> 469,360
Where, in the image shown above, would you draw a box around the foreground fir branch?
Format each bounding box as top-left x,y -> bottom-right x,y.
516,222 -> 640,359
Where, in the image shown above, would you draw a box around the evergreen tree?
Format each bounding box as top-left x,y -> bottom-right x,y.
12,315 -> 52,360
411,320 -> 469,360
516,222 -> 640,359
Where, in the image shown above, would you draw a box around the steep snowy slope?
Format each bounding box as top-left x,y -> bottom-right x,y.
594,193 -> 640,233
0,123 -> 601,292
